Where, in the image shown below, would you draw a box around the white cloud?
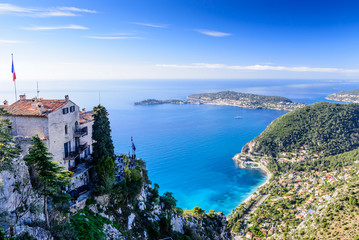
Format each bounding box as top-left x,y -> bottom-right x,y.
131,22 -> 168,28
156,63 -> 359,73
57,7 -> 97,13
0,3 -> 96,17
22,24 -> 88,31
87,36 -> 142,40
196,29 -> 232,37
0,39 -> 29,44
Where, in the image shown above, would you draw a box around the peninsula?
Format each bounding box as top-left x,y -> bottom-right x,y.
326,88 -> 359,103
135,91 -> 306,111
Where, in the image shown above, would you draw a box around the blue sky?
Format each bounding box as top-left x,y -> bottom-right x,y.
1,0 -> 359,81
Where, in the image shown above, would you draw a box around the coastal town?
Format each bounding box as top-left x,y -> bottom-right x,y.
326,89 -> 359,103
231,147 -> 358,239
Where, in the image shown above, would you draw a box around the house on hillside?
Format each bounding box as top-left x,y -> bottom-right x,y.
0,94 -> 94,190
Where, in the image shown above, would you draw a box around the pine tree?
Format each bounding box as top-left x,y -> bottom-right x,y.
24,136 -> 70,229
92,105 -> 115,163
0,118 -> 20,171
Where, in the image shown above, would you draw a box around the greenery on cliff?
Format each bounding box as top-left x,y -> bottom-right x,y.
249,102 -> 359,156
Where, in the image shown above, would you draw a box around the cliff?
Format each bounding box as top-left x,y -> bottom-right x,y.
1,157 -> 231,240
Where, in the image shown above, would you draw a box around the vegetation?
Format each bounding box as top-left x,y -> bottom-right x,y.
0,118 -> 20,171
290,147 -> 359,172
94,156 -> 115,194
249,102 -> 359,156
71,207 -> 118,240
24,136 -> 71,228
92,105 -> 115,163
92,105 -> 116,192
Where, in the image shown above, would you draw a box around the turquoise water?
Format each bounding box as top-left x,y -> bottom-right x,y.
2,79 -> 359,214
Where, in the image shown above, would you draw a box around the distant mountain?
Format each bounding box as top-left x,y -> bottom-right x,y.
326,89 -> 359,103
242,102 -> 359,157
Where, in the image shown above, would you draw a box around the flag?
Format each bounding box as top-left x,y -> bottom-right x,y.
132,142 -> 136,151
131,136 -> 133,142
11,57 -> 16,82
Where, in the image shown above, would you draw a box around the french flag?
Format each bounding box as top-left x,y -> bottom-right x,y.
11,56 -> 16,82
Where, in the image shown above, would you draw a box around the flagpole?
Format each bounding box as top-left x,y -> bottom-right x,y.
12,54 -> 17,101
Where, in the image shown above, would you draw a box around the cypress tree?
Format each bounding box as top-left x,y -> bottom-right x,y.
92,105 -> 115,163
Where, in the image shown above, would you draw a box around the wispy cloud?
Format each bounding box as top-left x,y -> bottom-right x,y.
0,3 -> 96,17
0,39 -> 29,44
57,7 -> 97,13
156,63 -> 359,73
131,22 -> 168,28
22,24 -> 88,31
196,29 -> 232,37
87,36 -> 142,40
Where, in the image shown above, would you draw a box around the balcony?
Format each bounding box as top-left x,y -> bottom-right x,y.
74,127 -> 88,137
64,151 -> 80,161
79,142 -> 88,152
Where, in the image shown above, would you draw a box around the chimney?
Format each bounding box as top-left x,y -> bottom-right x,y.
3,100 -> 8,106
65,95 -> 69,102
82,108 -> 86,112
37,102 -> 44,114
19,94 -> 26,100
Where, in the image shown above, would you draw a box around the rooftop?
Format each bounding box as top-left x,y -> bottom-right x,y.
0,94 -> 70,117
80,110 -> 94,124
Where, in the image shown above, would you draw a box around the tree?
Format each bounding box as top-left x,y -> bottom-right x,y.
24,136 -> 70,229
92,105 -> 115,163
161,192 -> 177,210
95,156 -> 115,194
0,118 -> 20,171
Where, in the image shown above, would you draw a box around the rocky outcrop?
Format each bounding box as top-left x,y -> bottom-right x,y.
0,158 -> 41,228
241,140 -> 259,154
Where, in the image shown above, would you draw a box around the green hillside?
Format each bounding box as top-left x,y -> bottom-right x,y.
250,102 -> 359,156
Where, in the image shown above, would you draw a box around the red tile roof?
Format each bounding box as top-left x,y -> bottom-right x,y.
80,111 -> 94,124
4,98 -> 67,117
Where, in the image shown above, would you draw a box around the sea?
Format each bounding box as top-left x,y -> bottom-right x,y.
1,79 -> 358,215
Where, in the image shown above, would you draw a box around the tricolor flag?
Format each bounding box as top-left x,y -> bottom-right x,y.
11,57 -> 16,82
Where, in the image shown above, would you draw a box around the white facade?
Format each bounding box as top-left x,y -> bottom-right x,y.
0,95 -> 94,190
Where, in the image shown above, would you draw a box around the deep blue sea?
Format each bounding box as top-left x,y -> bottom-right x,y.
2,79 -> 359,214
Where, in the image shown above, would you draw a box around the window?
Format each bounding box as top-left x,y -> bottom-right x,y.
65,125 -> 68,134
70,106 -> 75,112
82,126 -> 88,136
62,108 -> 69,114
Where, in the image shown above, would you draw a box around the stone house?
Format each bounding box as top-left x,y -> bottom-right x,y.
0,94 -> 94,190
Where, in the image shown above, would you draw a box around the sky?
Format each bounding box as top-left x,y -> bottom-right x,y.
1,0 -> 359,81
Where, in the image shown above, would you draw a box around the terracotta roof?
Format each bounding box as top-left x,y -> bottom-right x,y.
5,98 -> 67,117
80,111 -> 94,124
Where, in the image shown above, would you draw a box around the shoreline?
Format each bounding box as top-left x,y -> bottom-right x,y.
232,154 -> 272,205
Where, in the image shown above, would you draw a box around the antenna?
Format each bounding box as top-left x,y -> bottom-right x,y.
36,81 -> 40,98
99,92 -> 101,105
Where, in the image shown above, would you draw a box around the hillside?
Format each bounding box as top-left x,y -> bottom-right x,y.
326,89 -> 359,103
242,102 -> 359,157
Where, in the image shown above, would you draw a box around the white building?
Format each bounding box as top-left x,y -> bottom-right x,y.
0,94 -> 94,189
